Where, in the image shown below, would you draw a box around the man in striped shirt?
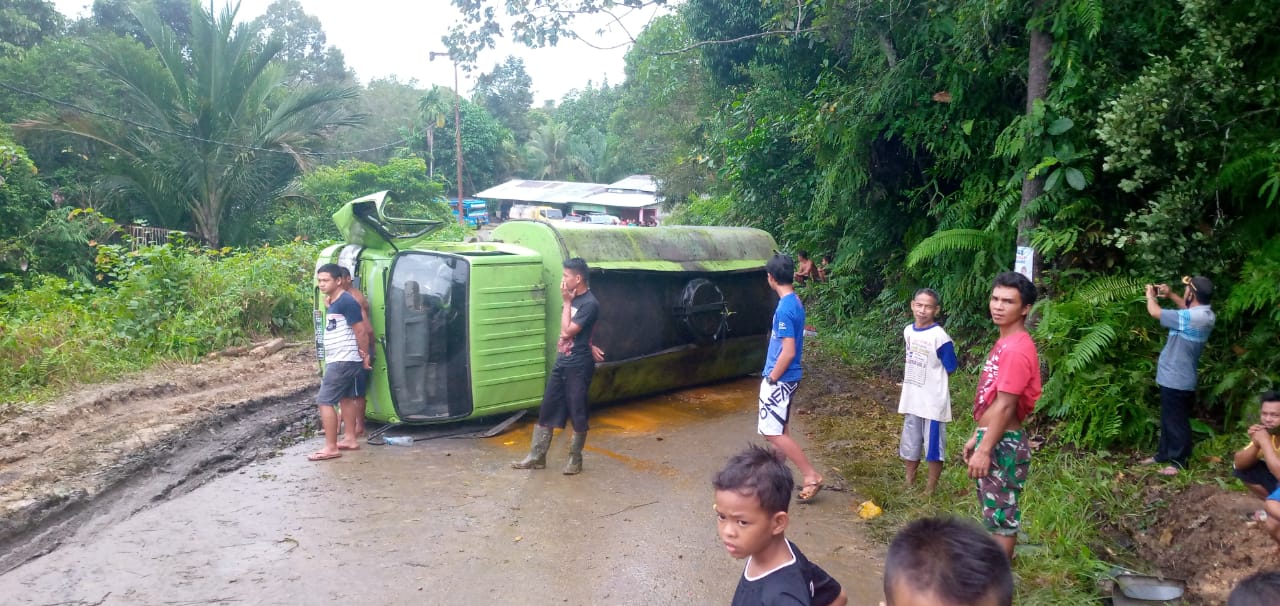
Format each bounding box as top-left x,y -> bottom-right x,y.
1141,276 -> 1216,476
310,264 -> 372,461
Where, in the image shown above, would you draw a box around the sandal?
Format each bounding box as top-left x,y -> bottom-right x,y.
798,479 -> 824,503
307,451 -> 342,461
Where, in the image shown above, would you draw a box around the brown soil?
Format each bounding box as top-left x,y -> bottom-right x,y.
0,343 -> 319,572
1125,483 -> 1276,605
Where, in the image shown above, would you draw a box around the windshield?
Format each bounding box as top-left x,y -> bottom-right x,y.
384,252 -> 472,421
544,209 -> 564,220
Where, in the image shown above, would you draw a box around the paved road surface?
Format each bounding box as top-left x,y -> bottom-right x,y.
2,378 -> 885,605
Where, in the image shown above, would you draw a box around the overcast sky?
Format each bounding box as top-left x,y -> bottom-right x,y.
50,0 -> 661,103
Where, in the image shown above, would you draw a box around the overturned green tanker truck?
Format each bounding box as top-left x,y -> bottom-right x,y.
314,191 -> 779,425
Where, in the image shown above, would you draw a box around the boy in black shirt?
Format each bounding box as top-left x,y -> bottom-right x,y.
512,258 -> 600,475
714,445 -> 847,606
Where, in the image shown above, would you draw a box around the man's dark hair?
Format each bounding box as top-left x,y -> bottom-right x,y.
992,271 -> 1037,308
712,444 -> 793,515
884,517 -> 1013,606
766,254 -> 794,285
914,288 -> 941,307
1262,391 -> 1280,405
798,250 -> 810,260
317,263 -> 343,279
563,257 -> 590,282
1189,275 -> 1214,305
1228,570 -> 1280,606
339,266 -> 352,279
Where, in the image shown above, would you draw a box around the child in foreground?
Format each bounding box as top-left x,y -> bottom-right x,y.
714,444 -> 848,606
880,517 -> 1012,606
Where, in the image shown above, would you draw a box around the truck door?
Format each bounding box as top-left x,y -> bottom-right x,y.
385,252 -> 472,421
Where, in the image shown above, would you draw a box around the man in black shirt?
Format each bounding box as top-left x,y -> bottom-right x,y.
513,258 -> 600,475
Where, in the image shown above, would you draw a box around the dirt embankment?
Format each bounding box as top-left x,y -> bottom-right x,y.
0,343 -> 320,573
797,344 -> 1268,605
1122,483 -> 1277,605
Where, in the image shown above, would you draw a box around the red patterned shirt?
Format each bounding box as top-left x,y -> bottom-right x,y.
974,331 -> 1042,422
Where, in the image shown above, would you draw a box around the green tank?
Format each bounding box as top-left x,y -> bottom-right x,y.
314,191 -> 777,425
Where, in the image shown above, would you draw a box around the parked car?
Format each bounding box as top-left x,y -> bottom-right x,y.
586,214 -> 621,225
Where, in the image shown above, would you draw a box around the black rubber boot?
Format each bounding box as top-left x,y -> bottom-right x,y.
512,425 -> 553,469
563,432 -> 586,475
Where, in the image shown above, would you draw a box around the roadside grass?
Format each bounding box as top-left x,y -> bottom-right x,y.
806,341 -> 1190,604
0,241 -> 316,417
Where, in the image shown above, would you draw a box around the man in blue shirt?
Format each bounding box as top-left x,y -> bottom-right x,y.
758,254 -> 824,503
1142,276 -> 1216,476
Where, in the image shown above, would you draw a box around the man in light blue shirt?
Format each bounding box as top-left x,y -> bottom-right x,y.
1142,276 -> 1216,475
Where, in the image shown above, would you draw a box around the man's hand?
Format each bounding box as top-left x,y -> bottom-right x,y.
592,345 -> 605,363
560,279 -> 574,303
361,352 -> 372,370
962,434 -> 977,463
1252,425 -> 1275,451
1145,284 -> 1156,298
1155,283 -> 1170,298
967,448 -> 992,479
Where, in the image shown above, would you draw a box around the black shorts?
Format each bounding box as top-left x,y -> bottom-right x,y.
353,367 -> 372,397
316,361 -> 364,405
537,362 -> 595,433
1234,462 -> 1279,494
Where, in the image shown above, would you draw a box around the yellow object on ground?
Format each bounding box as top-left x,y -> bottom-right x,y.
858,500 -> 883,519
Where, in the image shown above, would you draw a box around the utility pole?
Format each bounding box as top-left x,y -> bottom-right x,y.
431,50 -> 465,226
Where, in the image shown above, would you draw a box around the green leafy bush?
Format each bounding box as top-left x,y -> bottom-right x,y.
0,240 -> 317,415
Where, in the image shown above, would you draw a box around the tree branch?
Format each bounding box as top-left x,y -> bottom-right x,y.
657,27 -> 821,55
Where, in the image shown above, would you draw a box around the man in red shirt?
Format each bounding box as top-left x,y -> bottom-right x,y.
963,271 -> 1042,558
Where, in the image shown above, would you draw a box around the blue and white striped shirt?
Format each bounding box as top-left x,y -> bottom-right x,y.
1156,305 -> 1215,391
324,292 -> 364,363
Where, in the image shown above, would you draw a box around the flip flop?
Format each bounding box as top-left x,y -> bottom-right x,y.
307,451 -> 342,461
798,480 -> 824,503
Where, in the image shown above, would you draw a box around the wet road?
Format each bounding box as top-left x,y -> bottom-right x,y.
2,378 -> 885,605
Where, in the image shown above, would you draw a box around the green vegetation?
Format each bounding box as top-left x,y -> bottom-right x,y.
0,239 -> 316,416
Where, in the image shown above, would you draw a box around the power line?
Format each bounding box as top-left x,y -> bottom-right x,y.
0,81 -> 411,157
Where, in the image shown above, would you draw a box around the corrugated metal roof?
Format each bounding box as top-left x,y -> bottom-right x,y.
474,176 -> 658,209
606,174 -> 657,193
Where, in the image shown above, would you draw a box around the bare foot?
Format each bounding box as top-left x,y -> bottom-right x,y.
308,450 -> 341,461
337,440 -> 361,451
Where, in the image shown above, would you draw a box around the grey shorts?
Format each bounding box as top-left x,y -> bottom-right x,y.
900,414 -> 947,462
316,361 -> 365,406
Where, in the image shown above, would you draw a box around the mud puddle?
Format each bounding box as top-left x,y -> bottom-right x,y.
0,345 -> 320,575
1,378 -> 886,605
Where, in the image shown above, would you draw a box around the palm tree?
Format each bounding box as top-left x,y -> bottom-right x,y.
18,2 -> 361,246
524,121 -> 585,180
417,86 -> 452,179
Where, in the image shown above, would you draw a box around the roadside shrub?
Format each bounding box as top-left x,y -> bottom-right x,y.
0,240 -> 317,415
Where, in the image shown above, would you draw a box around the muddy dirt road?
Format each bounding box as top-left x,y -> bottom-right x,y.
1,378 -> 886,605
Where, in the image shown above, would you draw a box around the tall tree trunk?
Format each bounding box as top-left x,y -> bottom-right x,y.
1019,0 -> 1052,284
426,128 -> 436,178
